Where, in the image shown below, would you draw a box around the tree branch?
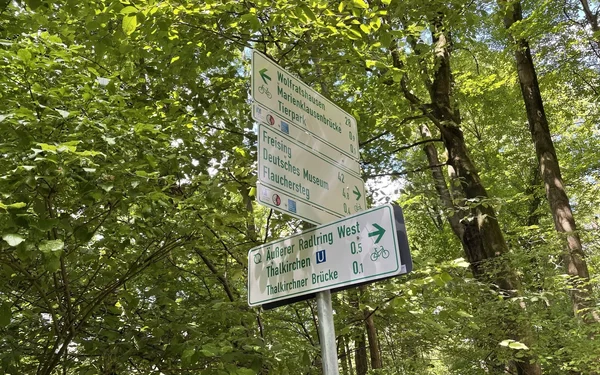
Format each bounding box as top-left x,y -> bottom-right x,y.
365,163 -> 447,178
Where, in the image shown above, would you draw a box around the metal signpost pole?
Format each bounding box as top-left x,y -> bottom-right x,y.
316,290 -> 339,375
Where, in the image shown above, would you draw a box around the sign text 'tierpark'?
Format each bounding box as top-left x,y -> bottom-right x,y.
251,50 -> 359,161
258,124 -> 366,219
248,204 -> 411,306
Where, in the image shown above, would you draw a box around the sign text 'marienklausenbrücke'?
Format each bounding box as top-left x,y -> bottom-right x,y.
251,50 -> 359,161
248,204 -> 404,306
258,124 -> 366,218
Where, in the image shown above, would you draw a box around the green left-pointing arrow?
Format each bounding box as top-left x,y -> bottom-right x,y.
353,186 -> 361,201
368,223 -> 386,244
259,68 -> 271,84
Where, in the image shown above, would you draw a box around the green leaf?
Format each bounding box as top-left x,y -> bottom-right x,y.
120,6 -> 137,15
500,339 -> 529,350
37,218 -> 59,231
440,272 -> 453,283
509,341 -> 529,350
25,0 -> 43,10
122,14 -> 138,35
200,343 -> 219,357
453,258 -> 470,268
0,303 -> 11,327
299,4 -> 317,22
240,13 -> 261,30
2,202 -> 27,210
74,226 -> 93,242
17,49 -> 32,62
380,31 -> 392,47
44,256 -> 60,272
352,0 -> 368,9
170,56 -> 180,64
39,239 -> 64,253
181,348 -> 195,364
2,233 -> 25,247
56,109 -> 70,118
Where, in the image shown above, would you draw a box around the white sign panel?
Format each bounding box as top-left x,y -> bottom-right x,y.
253,103 -> 361,177
251,50 -> 359,160
258,124 -> 366,219
248,204 -> 405,306
256,183 -> 339,225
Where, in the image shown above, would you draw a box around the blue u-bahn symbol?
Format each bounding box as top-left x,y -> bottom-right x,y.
316,250 -> 326,264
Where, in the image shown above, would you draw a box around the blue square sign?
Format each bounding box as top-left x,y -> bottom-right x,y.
316,250 -> 326,264
288,199 -> 296,213
280,121 -> 289,134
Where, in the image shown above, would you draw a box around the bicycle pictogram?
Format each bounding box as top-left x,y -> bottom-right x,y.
258,84 -> 272,99
370,246 -> 390,262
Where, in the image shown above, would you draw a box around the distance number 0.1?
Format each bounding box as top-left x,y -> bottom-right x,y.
352,261 -> 364,275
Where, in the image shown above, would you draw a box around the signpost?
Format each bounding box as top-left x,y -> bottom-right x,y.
251,50 -> 359,161
258,124 -> 366,219
248,50 -> 411,375
247,204 -> 412,307
253,103 -> 361,176
256,183 -> 340,225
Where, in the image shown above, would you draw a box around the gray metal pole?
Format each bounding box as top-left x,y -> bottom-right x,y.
316,290 -> 339,375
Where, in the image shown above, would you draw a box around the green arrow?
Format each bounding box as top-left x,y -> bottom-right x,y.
368,223 -> 386,244
259,68 -> 271,84
353,186 -> 361,201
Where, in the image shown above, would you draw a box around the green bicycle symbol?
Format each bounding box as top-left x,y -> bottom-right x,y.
370,246 -> 390,261
258,84 -> 272,99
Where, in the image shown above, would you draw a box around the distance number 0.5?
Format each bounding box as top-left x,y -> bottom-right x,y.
350,241 -> 362,254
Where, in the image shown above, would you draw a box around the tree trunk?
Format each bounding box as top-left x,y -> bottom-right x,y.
419,124 -> 465,239
391,14 -> 543,375
364,310 -> 382,369
578,0 -> 600,45
502,0 -> 599,323
525,168 -> 543,227
339,335 -> 350,375
354,333 -> 368,375
345,338 -> 355,375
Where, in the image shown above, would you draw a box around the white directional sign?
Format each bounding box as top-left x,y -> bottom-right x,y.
253,103 -> 361,177
257,183 -> 340,225
251,50 -> 359,161
258,124 -> 366,219
248,204 -> 411,306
